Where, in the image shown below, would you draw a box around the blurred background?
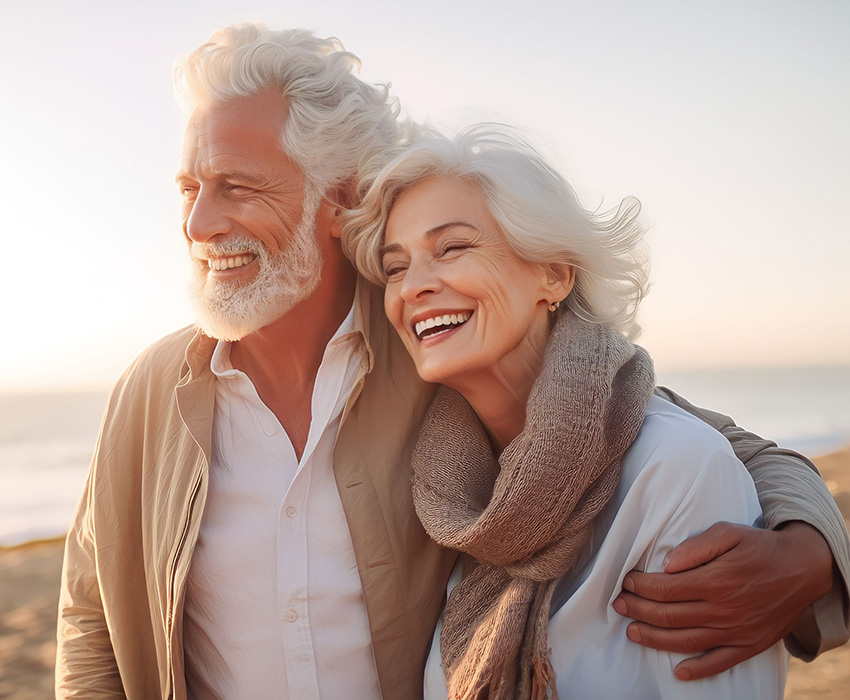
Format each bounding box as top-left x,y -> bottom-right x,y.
0,1 -> 847,697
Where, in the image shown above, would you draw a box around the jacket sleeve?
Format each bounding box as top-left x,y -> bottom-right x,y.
55,463 -> 126,697
655,386 -> 850,660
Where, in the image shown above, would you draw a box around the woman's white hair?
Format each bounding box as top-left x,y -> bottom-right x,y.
343,125 -> 650,337
174,23 -> 401,192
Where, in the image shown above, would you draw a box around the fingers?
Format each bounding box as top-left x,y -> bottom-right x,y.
663,522 -> 743,574
622,568 -> 721,604
613,591 -> 718,629
673,645 -> 762,681
624,621 -> 733,655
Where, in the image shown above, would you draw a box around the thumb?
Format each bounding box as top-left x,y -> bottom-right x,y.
664,522 -> 741,574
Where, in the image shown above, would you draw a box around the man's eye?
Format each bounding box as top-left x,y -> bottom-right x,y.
180,186 -> 198,198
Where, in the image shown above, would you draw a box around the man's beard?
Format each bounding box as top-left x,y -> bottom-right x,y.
189,186 -> 324,341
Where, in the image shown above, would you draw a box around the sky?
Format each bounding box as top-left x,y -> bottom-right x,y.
1,0 -> 848,390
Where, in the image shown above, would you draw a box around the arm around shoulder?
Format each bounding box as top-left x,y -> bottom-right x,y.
625,410 -> 787,699
655,386 -> 850,658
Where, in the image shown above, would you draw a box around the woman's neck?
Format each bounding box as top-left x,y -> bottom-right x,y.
448,317 -> 552,454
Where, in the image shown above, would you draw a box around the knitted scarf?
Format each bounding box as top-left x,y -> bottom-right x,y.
412,311 -> 655,700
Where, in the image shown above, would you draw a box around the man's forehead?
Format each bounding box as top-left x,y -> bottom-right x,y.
182,88 -> 288,150
191,85 -> 288,122
179,88 -> 294,175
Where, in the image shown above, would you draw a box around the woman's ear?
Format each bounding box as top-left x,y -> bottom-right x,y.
542,263 -> 576,303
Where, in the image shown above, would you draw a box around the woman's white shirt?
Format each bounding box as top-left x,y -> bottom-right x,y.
423,395 -> 788,700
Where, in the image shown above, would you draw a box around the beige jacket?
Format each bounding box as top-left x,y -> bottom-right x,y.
57,281 -> 849,699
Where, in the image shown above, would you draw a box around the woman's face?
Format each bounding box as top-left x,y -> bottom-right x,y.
381,176 -> 569,387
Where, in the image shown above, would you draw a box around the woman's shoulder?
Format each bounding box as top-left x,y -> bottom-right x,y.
640,393 -> 735,455
628,394 -> 740,470
615,394 -> 757,513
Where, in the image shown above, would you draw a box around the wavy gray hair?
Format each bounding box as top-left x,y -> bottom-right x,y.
174,23 -> 401,192
343,125 -> 650,337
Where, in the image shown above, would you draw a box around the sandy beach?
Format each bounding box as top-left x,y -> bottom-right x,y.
2,448 -> 848,699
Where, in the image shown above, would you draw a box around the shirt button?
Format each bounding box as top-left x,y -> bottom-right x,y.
285,506 -> 298,518
284,609 -> 298,623
262,420 -> 277,436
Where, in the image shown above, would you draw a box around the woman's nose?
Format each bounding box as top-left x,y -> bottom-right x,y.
400,259 -> 441,303
184,188 -> 232,243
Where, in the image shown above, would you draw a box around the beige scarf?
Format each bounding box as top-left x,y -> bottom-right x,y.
412,311 -> 655,700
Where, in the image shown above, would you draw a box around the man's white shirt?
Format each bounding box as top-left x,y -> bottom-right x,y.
183,307 -> 381,699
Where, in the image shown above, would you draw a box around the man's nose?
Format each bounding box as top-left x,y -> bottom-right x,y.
184,188 -> 232,243
399,259 -> 441,303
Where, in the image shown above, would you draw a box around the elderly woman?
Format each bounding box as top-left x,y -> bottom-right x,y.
345,127 -> 790,699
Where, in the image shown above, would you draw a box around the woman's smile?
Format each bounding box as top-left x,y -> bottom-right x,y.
411,311 -> 473,341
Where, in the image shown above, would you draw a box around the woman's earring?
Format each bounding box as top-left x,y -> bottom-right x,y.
548,300 -> 560,312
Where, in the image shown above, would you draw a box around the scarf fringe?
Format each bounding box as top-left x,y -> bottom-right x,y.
529,655 -> 558,700
447,655 -> 558,700
448,659 -> 511,700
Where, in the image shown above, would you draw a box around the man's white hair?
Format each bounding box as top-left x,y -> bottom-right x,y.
174,23 -> 401,191
344,125 -> 650,337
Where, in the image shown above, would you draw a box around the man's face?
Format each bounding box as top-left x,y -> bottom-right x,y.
176,87 -> 323,341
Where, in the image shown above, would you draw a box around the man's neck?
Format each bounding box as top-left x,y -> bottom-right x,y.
229,268 -> 357,459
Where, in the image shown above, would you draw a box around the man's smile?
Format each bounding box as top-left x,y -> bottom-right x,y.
207,253 -> 257,271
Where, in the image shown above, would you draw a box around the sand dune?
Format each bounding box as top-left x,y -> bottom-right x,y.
0,537 -> 63,700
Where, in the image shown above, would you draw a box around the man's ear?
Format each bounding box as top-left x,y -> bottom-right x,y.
542,263 -> 576,303
323,178 -> 356,240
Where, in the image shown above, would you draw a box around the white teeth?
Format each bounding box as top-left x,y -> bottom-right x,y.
414,312 -> 471,339
208,254 -> 256,271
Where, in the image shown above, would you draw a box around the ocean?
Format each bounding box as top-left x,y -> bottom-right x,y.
1,366 -> 848,547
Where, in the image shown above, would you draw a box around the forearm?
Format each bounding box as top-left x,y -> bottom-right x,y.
707,431 -> 849,656
771,520 -> 847,660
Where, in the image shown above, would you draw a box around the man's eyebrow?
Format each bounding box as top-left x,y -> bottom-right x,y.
211,169 -> 267,185
379,221 -> 478,257
173,169 -> 267,185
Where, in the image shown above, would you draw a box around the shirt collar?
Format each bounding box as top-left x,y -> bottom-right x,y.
209,301 -> 358,379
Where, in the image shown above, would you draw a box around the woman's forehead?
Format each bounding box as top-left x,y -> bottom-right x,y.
384,176 -> 494,243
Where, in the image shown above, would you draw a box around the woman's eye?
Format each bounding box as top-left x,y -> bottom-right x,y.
440,242 -> 471,256
382,263 -> 406,279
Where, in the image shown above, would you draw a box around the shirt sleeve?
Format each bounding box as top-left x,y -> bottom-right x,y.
654,386 -> 850,659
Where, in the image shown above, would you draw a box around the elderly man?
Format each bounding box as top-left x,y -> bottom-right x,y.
57,24 -> 849,699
